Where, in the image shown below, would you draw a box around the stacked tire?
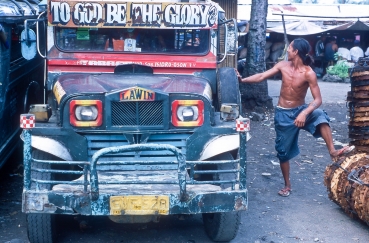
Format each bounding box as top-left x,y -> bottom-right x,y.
324,57 -> 369,225
348,57 -> 369,152
324,153 -> 369,224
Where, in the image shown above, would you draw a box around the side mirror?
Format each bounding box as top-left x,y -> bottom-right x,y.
225,19 -> 237,55
21,29 -> 37,60
217,18 -> 238,64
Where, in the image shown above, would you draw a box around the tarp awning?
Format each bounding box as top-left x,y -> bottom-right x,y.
332,20 -> 369,31
238,3 -> 369,23
266,20 -> 357,35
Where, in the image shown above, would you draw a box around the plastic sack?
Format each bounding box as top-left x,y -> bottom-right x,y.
337,48 -> 351,61
350,46 -> 364,62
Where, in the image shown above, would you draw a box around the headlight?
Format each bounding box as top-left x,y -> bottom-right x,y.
70,100 -> 103,127
177,106 -> 199,122
75,105 -> 98,121
172,100 -> 204,127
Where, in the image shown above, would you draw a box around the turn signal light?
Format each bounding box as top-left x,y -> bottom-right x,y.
70,100 -> 102,127
172,100 -> 204,127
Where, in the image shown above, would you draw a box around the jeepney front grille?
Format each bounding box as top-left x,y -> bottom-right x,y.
111,101 -> 163,126
85,133 -> 190,162
84,133 -> 189,171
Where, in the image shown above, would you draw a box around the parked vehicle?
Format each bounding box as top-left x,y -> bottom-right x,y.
0,0 -> 45,168
21,0 -> 250,242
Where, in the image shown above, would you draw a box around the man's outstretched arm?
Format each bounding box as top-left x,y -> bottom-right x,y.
237,61 -> 283,83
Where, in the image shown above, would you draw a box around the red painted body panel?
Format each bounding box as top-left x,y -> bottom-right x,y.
48,50 -> 217,74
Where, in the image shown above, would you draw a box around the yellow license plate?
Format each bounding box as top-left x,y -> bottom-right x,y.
110,195 -> 169,215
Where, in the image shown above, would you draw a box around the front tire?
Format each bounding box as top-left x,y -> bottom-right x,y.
27,214 -> 55,243
212,152 -> 238,190
203,152 -> 241,242
203,211 -> 241,242
27,149 -> 56,243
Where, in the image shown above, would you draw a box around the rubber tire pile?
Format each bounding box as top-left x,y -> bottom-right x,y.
347,57 -> 369,152
324,57 -> 369,226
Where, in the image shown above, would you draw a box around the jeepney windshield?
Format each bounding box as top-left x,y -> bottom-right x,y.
55,27 -> 209,55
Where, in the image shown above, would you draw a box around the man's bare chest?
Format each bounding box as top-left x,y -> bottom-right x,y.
281,76 -> 309,95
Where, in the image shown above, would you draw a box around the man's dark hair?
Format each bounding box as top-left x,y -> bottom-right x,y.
292,38 -> 314,66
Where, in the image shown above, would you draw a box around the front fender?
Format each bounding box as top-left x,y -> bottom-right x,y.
199,133 -> 251,161
20,134 -> 72,161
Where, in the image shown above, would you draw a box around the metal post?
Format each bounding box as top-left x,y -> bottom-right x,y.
177,153 -> 188,201
83,165 -> 88,192
239,132 -> 247,190
281,15 -> 289,47
21,114 -> 35,190
23,129 -> 32,190
236,117 -> 250,190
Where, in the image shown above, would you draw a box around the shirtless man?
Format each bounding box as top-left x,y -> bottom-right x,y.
237,38 -> 353,197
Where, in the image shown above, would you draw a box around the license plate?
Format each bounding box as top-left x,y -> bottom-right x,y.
110,195 -> 169,215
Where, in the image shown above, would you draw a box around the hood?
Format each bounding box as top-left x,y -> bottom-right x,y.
54,73 -> 212,103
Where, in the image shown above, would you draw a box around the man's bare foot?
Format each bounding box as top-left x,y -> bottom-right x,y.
330,146 -> 355,162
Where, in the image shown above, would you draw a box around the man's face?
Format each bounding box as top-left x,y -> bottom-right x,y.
287,41 -> 298,61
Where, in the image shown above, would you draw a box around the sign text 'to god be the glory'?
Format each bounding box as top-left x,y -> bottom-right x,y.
48,1 -> 218,28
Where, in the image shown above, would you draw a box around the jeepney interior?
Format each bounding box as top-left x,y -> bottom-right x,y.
55,27 -> 209,54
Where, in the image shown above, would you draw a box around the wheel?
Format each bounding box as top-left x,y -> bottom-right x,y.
217,67 -> 241,111
212,152 -> 238,190
27,214 -> 55,243
203,211 -> 241,242
202,152 -> 241,241
27,149 -> 56,243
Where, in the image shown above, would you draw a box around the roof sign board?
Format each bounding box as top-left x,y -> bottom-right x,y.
48,0 -> 219,29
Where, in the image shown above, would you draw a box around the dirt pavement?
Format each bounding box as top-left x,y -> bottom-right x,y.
1,80 -> 369,243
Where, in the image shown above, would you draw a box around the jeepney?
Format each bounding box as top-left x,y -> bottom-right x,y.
21,0 -> 250,242
0,0 -> 44,168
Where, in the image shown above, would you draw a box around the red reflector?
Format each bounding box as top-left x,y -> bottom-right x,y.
20,114 -> 35,129
236,117 -> 250,132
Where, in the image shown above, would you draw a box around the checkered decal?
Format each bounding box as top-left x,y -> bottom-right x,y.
236,118 -> 250,132
20,114 -> 35,129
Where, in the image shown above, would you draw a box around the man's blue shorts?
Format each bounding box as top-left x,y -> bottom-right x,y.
274,104 -> 331,163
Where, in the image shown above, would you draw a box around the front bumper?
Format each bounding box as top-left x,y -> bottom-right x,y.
23,188 -> 247,215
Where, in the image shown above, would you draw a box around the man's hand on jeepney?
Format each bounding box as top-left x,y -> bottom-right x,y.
235,69 -> 243,82
294,111 -> 307,128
